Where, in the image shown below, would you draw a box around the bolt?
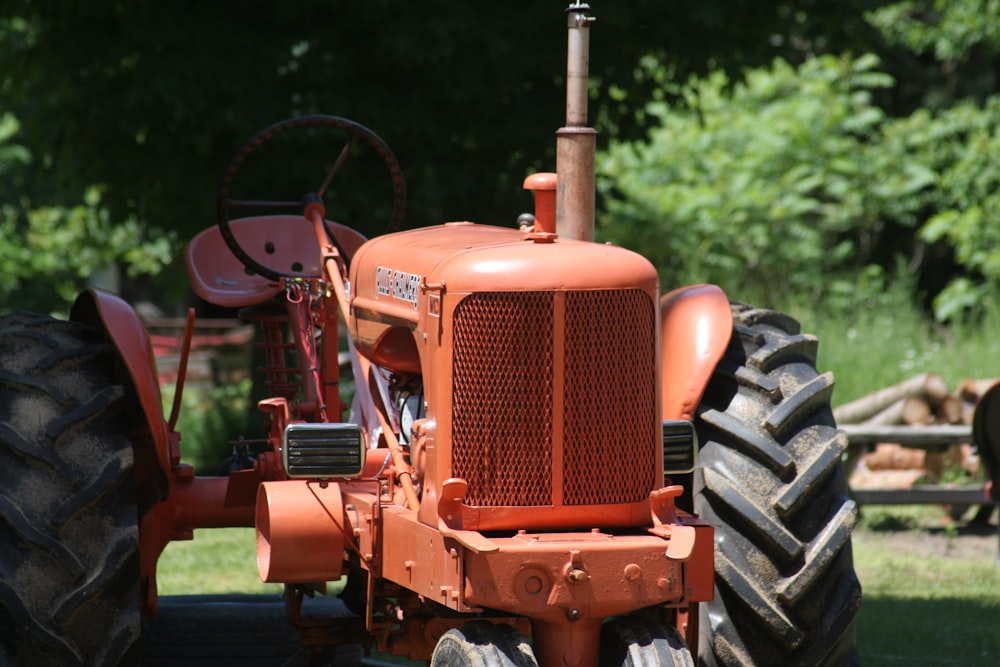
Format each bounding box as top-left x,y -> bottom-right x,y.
567,568 -> 589,584
624,563 -> 642,581
567,608 -> 581,620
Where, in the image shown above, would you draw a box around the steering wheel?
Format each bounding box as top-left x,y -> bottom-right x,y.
216,114 -> 406,282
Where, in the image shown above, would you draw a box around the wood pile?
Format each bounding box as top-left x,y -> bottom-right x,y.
835,372 -> 991,491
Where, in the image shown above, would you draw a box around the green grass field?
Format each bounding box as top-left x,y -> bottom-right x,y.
853,505 -> 1000,666
157,527 -> 280,595
795,284 -> 1000,409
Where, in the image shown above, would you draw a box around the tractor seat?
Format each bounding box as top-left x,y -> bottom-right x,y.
185,215 -> 367,309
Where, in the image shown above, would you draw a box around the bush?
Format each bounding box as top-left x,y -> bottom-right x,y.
0,113 -> 174,315
163,378 -> 259,475
597,54 -> 919,308
597,51 -> 1000,322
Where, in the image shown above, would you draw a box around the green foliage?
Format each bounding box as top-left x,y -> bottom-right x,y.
0,1 -> 890,246
1,109 -> 175,313
597,54 -> 921,308
0,182 -> 174,314
867,0 -> 1000,62
854,92 -> 1000,320
163,378 -> 259,475
599,48 -> 1000,322
3,1 -> 1000,330
906,98 -> 1000,318
0,113 -> 28,173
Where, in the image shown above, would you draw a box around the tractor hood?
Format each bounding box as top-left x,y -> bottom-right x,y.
347,221 -> 659,373
349,221 -> 658,304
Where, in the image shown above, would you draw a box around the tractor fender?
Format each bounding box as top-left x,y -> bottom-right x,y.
71,289 -> 171,487
972,381 -> 1000,502
256,480 -> 346,583
660,284 -> 733,421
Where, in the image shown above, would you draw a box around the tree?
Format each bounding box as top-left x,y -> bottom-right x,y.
597,9 -> 1000,321
597,54 -> 930,309
0,1 -> 886,311
0,113 -> 172,314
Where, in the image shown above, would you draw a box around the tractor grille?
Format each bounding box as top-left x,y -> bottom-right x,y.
451,290 -> 657,508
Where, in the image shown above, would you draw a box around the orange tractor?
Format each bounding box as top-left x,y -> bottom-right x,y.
0,4 -> 860,665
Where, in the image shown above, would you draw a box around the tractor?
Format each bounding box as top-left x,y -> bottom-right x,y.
0,3 -> 860,665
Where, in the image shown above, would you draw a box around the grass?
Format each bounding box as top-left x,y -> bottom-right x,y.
853,505 -> 1000,666
156,527 -> 280,595
792,281 -> 1000,408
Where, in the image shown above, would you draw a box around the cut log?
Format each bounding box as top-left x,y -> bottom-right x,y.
865,443 -> 926,471
922,372 -> 951,405
934,395 -> 964,425
924,449 -> 945,480
901,396 -> 932,425
962,401 -> 975,426
850,468 -> 925,490
863,399 -> 905,426
956,377 -> 1000,403
834,372 -> 948,424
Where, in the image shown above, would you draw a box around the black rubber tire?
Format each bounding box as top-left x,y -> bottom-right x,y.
693,304 -> 861,666
430,621 -> 538,667
600,615 -> 694,666
0,313 -> 140,666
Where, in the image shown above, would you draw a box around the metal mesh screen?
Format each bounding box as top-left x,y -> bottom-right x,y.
452,292 -> 554,506
562,290 -> 658,504
451,289 -> 657,508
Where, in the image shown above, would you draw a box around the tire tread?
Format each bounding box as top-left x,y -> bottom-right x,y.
0,313 -> 139,667
694,305 -> 860,666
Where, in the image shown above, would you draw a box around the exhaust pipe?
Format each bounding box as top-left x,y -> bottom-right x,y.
556,2 -> 597,241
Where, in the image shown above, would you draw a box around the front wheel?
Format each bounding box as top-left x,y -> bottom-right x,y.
600,615 -> 694,667
430,621 -> 537,667
0,313 -> 139,666
693,304 -> 861,666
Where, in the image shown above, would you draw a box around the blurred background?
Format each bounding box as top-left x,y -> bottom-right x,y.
4,0 -> 999,322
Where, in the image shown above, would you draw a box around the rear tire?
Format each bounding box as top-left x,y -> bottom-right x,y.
0,313 -> 139,666
693,305 -> 861,666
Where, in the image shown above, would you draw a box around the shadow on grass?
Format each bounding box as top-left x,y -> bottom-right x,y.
859,596 -> 1000,666
863,512 -> 919,532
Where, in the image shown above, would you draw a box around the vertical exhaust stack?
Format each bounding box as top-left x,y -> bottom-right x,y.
556,2 -> 597,241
